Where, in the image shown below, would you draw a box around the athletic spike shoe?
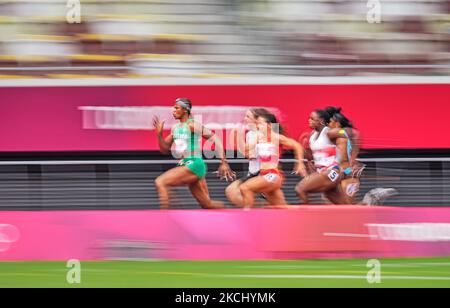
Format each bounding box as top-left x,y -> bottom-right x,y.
362,188 -> 398,206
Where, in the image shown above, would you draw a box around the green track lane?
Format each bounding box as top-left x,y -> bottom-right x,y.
1,258 -> 450,288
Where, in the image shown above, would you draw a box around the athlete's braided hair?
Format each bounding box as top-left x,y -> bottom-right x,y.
314,109 -> 331,125
325,106 -> 354,129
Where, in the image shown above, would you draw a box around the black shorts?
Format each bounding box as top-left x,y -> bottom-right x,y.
240,172 -> 260,183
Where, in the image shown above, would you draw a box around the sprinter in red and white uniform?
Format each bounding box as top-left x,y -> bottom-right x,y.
226,108 -> 269,207
296,109 -> 350,204
239,112 -> 307,209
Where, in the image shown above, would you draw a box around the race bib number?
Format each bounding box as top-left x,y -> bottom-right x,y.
178,160 -> 193,167
328,170 -> 340,182
346,183 -> 360,197
174,139 -> 188,154
264,173 -> 279,183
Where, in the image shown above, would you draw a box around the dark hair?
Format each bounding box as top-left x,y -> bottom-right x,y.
332,112 -> 354,129
176,98 -> 192,115
314,109 -> 331,125
325,106 -> 342,118
250,107 -> 271,119
324,106 -> 354,128
259,112 -> 285,135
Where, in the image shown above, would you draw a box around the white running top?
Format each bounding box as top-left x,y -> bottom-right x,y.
310,127 -> 338,172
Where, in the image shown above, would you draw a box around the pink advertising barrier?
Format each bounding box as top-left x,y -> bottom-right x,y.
1,207 -> 450,261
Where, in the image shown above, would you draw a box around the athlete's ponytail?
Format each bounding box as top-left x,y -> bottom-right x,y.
324,106 -> 354,128
333,112 -> 354,129
325,106 -> 342,118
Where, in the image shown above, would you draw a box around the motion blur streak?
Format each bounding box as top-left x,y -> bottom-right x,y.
1,207 -> 449,261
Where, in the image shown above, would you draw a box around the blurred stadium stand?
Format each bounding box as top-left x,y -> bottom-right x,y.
0,0 -> 448,78
0,156 -> 449,210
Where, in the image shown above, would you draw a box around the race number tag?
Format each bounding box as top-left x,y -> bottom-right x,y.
264,173 -> 279,183
346,183 -> 360,197
328,170 -> 340,182
174,139 -> 188,154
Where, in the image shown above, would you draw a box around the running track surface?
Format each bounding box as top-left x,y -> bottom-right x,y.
1,258 -> 450,288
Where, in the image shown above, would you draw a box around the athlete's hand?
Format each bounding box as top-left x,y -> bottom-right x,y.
351,161 -> 366,178
152,116 -> 166,135
293,163 -> 308,178
216,162 -> 236,182
306,160 -> 315,174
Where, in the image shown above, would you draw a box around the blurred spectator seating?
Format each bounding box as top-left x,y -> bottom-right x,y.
0,0 -> 448,78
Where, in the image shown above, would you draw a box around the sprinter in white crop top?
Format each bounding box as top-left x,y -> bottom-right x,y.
239,112 -> 307,209
226,108 -> 266,207
309,126 -> 339,172
296,109 -> 351,205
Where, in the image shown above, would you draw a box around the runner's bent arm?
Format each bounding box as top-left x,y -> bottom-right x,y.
278,134 -> 307,177
191,121 -> 236,181
153,116 -> 174,154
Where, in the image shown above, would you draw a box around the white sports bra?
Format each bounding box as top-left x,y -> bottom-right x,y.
310,127 -> 338,172
246,131 -> 260,175
255,142 -> 279,166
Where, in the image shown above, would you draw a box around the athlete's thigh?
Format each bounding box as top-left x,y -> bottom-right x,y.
227,180 -> 242,192
241,175 -> 282,194
157,166 -> 200,187
324,186 -> 349,205
225,180 -> 242,204
265,189 -> 287,206
297,172 -> 337,193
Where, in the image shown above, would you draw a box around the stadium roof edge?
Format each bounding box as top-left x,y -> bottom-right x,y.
0,76 -> 449,87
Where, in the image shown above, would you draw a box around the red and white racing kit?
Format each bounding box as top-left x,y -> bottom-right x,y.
310,127 -> 339,173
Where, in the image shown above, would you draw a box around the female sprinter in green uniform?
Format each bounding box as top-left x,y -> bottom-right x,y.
152,98 -> 235,209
